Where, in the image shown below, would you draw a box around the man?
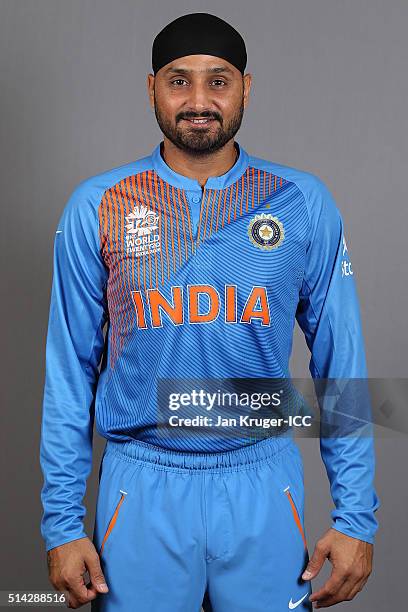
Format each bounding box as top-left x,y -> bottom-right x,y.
40,12 -> 379,611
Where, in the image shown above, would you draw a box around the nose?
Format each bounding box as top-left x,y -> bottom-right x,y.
186,82 -> 211,113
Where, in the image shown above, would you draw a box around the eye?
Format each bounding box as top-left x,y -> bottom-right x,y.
171,78 -> 188,86
211,79 -> 227,87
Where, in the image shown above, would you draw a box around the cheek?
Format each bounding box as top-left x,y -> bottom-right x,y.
217,89 -> 243,112
155,103 -> 178,126
220,100 -> 243,122
155,85 -> 180,111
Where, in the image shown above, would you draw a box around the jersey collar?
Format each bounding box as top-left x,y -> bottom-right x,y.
151,140 -> 250,191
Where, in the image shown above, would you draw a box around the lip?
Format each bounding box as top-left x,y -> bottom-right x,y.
181,117 -> 217,126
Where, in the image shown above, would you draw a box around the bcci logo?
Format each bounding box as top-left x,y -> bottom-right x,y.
248,213 -> 284,250
125,205 -> 160,257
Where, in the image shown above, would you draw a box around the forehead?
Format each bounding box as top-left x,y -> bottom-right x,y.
158,54 -> 239,76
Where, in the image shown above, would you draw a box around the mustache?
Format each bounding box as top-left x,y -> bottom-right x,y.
176,111 -> 222,123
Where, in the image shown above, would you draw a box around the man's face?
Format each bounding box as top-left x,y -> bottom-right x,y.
147,55 -> 252,155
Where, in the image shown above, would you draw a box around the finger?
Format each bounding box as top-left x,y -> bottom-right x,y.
340,573 -> 368,602
60,589 -> 71,609
64,590 -> 78,610
313,563 -> 372,608
309,569 -> 348,603
64,573 -> 92,608
302,540 -> 329,580
77,582 -> 100,603
56,578 -> 87,609
66,595 -> 78,609
85,552 -> 109,594
313,579 -> 357,608
81,576 -> 100,602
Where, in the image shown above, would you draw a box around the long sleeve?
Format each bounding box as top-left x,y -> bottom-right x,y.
39,182 -> 109,552
295,177 -> 380,544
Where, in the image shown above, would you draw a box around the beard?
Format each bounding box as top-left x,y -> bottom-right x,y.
153,94 -> 245,156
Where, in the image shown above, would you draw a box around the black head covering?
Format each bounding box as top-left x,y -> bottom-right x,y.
152,13 -> 247,75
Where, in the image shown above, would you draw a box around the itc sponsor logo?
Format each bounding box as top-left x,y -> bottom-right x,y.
341,236 -> 353,277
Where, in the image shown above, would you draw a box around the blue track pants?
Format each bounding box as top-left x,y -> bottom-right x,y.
91,436 -> 312,611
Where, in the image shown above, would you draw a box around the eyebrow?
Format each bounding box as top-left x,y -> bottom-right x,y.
164,65 -> 234,76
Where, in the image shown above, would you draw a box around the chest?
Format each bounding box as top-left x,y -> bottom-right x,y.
98,172 -> 309,327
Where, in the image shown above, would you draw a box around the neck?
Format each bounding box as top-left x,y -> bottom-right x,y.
161,138 -> 238,188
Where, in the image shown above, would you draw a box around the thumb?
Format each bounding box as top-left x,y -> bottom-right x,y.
86,554 -> 109,593
302,541 -> 328,580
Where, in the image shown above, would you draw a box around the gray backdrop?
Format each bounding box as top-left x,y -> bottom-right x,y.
1,0 -> 407,610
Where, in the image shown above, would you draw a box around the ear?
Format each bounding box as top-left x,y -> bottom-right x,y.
243,73 -> 252,109
147,73 -> 155,109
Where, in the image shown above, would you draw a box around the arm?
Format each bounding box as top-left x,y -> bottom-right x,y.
295,177 -> 380,606
40,181 -> 109,553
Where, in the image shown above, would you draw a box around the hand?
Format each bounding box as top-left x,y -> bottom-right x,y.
47,536 -> 109,609
302,528 -> 373,608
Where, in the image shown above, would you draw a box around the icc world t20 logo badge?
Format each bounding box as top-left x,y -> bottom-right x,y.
125,205 -> 160,257
248,213 -> 284,250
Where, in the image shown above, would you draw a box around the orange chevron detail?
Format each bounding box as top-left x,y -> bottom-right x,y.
99,492 -> 126,556
285,489 -> 308,549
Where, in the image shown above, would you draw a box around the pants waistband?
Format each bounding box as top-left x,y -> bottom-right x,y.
104,435 -> 294,472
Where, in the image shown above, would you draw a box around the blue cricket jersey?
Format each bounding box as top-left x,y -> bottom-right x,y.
40,140 -> 379,551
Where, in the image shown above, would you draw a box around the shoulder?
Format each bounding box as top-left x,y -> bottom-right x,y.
66,154 -> 154,215
55,154 -> 154,240
247,152 -> 341,225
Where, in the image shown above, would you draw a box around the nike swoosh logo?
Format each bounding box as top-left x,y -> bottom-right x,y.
288,592 -> 309,609
56,230 -> 62,234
